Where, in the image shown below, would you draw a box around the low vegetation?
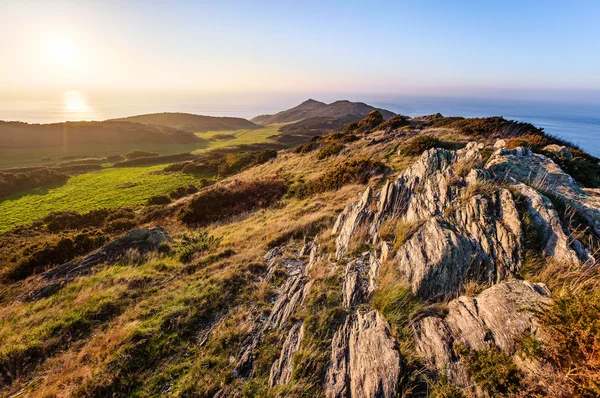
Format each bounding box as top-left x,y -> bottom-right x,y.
0,165 -> 208,232
398,135 -> 441,156
179,178 -> 288,226
288,159 -> 387,199
0,168 -> 69,197
458,345 -> 523,397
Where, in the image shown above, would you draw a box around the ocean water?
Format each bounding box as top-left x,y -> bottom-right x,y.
374,96 -> 600,158
0,95 -> 599,158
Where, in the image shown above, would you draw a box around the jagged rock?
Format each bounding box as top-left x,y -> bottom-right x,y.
334,145 -> 596,300
42,227 -> 171,280
334,186 -> 374,259
265,274 -> 312,329
325,310 -> 401,398
413,281 -> 551,389
395,218 -> 492,299
543,144 -> 573,159
486,147 -> 600,236
493,139 -> 506,149
514,183 -> 592,264
269,322 -> 304,387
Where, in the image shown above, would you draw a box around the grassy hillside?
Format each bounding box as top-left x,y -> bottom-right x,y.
3,113 -> 599,396
111,112 -> 259,132
0,121 -> 201,149
0,124 -> 284,169
0,165 -> 211,232
194,124 -> 283,150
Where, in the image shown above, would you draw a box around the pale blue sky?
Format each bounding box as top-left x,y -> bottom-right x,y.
1,0 -> 599,101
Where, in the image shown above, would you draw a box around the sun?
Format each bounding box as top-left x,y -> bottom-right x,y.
44,37 -> 78,66
63,91 -> 90,113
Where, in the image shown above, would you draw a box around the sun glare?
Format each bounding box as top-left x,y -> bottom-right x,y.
44,37 -> 78,66
63,90 -> 90,113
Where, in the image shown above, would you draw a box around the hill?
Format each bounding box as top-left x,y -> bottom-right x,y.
251,98 -> 395,125
0,120 -> 202,149
1,111 -> 600,397
111,112 -> 260,132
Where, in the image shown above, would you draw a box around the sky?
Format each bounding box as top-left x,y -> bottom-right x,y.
1,0 -> 600,103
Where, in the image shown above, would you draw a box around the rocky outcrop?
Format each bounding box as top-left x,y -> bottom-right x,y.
42,227 -> 171,280
235,246 -> 312,380
413,281 -> 551,389
269,322 -> 304,386
486,147 -> 600,236
333,145 -> 595,300
514,183 -> 592,263
543,144 -> 573,159
325,310 -> 401,398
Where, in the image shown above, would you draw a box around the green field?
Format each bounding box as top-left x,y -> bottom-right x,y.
193,123 -> 282,151
0,165 -> 210,232
0,124 -> 284,169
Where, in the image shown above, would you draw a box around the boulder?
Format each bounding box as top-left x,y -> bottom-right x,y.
42,227 -> 171,280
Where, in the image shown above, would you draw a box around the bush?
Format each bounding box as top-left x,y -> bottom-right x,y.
460,346 -> 523,397
8,230 -> 108,280
358,110 -> 384,130
176,231 -> 221,263
43,209 -> 110,232
317,142 -> 344,159
179,179 -> 287,226
169,184 -> 199,200
399,135 -> 441,156
0,168 -> 69,197
125,150 -> 159,160
378,114 -> 410,131
538,288 -> 600,396
146,195 -> 172,206
288,159 -> 387,199
103,218 -> 137,233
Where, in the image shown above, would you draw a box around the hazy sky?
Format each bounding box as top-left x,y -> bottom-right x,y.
1,0 -> 600,101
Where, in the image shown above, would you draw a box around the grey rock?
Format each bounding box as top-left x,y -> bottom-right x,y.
325,310 -> 401,398
269,322 -> 305,387
43,227 -> 171,280
486,147 -> 600,236
413,281 -> 551,389
543,144 -> 573,159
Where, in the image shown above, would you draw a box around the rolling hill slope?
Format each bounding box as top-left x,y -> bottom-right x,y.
111,112 -> 260,132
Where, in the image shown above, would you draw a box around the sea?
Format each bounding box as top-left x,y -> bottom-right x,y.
1,94 -> 599,158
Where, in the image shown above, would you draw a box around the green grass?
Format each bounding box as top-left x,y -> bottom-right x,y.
0,165 -> 211,232
0,141 -> 210,169
194,124 -> 283,151
0,124 -> 285,169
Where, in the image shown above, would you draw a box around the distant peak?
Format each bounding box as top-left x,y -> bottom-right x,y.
300,98 -> 326,106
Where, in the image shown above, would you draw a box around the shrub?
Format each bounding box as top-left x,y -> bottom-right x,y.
43,209 -> 110,232
178,179 -> 287,226
429,375 -> 467,398
7,230 -> 108,280
357,110 -> 384,131
104,218 -> 137,233
169,184 -> 199,200
176,231 -> 221,263
399,135 -> 441,156
460,346 -> 523,397
317,142 -> 344,159
538,288 -> 600,396
288,159 -> 387,199
125,150 -> 159,160
146,195 -> 172,206
378,114 -> 410,131
0,168 -> 69,197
